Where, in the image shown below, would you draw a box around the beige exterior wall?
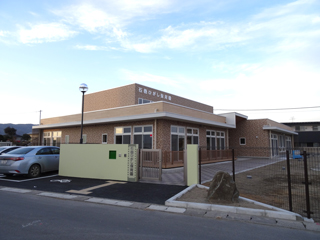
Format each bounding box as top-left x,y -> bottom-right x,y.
40,101 -> 225,126
133,84 -> 213,113
186,145 -> 199,186
59,144 -> 137,181
83,83 -> 213,113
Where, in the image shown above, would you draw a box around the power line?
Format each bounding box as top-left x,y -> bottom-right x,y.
215,106 -> 320,111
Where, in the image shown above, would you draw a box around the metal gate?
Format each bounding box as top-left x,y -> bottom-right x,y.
139,149 -> 162,181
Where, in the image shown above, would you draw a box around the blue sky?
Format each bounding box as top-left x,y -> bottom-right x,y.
0,0 -> 319,124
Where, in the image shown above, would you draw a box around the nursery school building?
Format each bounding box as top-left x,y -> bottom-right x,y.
33,83 -> 297,164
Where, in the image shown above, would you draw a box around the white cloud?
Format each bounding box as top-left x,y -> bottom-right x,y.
121,0 -> 319,53
0,30 -> 7,37
253,0 -> 316,19
18,22 -> 77,44
74,44 -> 117,51
199,61 -> 320,108
55,4 -> 115,33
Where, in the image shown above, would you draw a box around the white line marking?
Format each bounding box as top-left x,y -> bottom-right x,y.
67,181 -> 126,195
0,174 -> 58,182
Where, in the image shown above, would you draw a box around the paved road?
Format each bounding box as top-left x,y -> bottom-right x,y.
1,191 -> 319,240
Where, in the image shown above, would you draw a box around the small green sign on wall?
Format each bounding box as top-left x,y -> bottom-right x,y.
109,150 -> 117,159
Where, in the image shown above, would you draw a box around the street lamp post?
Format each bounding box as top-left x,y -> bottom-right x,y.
79,83 -> 88,144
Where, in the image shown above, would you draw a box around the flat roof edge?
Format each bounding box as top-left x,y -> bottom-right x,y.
262,126 -> 298,135
33,112 -> 235,129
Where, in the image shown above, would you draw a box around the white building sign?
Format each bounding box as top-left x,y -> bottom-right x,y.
139,87 -> 172,101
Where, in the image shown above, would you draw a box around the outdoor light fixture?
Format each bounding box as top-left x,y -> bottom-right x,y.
79,83 -> 88,144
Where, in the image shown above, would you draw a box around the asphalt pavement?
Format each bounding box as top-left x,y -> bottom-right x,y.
0,172 -> 186,205
1,172 -> 320,233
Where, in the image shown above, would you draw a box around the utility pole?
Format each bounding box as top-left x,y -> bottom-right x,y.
39,110 -> 42,125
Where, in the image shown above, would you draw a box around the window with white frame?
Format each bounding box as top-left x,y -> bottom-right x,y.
206,130 -> 225,150
271,134 -> 278,156
240,137 -> 246,145
279,135 -> 285,152
138,98 -> 152,104
171,126 -> 185,151
187,128 -> 199,145
102,134 -> 108,144
52,131 -> 62,146
43,132 -> 51,146
206,130 -> 215,150
216,131 -> 225,150
115,127 -> 131,144
134,126 -> 152,149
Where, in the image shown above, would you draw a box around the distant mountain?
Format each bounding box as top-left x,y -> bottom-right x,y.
0,124 -> 36,136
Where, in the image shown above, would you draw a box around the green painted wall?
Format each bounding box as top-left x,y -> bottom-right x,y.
59,144 -> 134,181
187,144 -> 199,186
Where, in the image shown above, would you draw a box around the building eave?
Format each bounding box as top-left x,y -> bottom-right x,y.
33,112 -> 235,130
262,126 -> 298,135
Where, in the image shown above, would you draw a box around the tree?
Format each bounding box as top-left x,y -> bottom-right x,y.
22,134 -> 31,141
0,135 -> 4,141
4,127 -> 17,138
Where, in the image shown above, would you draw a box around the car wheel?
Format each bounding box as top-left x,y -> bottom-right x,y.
28,164 -> 41,178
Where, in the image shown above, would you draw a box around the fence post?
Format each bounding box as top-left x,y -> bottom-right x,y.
199,147 -> 202,184
286,150 -> 293,212
302,151 -> 313,219
232,149 -> 235,182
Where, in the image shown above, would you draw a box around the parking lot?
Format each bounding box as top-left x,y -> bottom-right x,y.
0,172 -> 186,205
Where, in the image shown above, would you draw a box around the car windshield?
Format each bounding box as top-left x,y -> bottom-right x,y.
8,148 -> 34,155
0,147 -> 7,151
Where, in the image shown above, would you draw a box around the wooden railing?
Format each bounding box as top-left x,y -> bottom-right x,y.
200,149 -> 233,164
161,149 -> 233,168
162,151 -> 185,168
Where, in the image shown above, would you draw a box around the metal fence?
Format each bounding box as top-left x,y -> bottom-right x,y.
200,147 -> 320,222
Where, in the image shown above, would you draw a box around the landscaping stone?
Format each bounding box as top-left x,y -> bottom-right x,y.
207,171 -> 239,203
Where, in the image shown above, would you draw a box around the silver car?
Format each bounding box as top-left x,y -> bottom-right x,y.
0,146 -> 60,178
0,146 -> 21,155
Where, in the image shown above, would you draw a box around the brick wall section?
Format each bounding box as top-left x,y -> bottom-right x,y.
83,83 -> 213,113
229,119 -> 270,149
42,120 -> 228,152
229,119 -> 295,157
83,84 -> 136,112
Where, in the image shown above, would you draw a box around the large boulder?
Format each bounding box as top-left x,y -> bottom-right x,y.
207,171 -> 239,203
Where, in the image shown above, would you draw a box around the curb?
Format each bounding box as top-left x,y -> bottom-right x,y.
165,184 -> 308,222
